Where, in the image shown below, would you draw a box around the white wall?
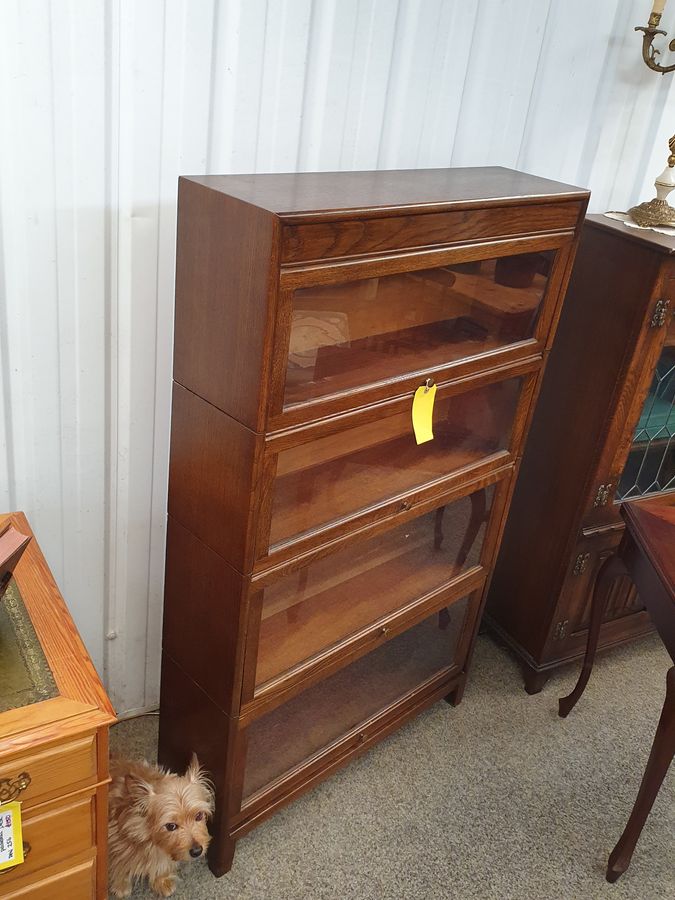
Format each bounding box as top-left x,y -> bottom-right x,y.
1,0 -> 673,716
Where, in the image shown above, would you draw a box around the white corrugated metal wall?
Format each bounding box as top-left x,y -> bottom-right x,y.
0,0 -> 673,715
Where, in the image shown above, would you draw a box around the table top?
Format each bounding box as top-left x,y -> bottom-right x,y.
622,494 -> 675,601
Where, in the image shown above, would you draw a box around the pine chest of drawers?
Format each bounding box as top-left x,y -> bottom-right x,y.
158,167 -> 589,874
0,512 -> 115,899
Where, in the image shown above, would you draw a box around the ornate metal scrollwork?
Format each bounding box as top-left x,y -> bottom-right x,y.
0,771 -> 31,803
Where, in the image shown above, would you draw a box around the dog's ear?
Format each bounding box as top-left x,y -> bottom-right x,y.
186,753 -> 215,810
125,772 -> 154,800
185,752 -> 202,783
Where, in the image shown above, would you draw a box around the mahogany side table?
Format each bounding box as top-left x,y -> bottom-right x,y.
559,494 -> 675,882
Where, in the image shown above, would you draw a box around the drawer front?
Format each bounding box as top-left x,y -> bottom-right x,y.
260,373 -> 525,563
245,484 -> 496,708
0,795 -> 94,887
239,591 -> 477,806
0,737 -> 97,811
3,859 -> 95,900
281,202 -> 582,263
273,245 -> 556,419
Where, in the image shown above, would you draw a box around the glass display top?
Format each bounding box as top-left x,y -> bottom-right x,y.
0,579 -> 57,713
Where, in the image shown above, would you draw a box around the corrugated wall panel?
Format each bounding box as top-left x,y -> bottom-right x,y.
1,0 -> 673,714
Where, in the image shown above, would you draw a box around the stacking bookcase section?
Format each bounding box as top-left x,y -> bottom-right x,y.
278,251 -> 555,411
241,593 -> 474,806
159,167 -> 589,876
265,373 -> 525,558
244,478 -> 501,714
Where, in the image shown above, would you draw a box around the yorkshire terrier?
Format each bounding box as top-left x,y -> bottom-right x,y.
108,754 -> 214,898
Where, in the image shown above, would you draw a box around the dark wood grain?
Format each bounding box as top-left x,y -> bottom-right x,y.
162,517 -> 249,715
173,178 -> 279,431
486,217 -> 674,689
281,201 -> 582,262
161,167 -> 589,874
183,167 -> 587,222
168,383 -> 262,572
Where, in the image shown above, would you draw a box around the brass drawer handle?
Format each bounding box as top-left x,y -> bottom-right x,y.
379,626 -> 390,637
399,500 -> 412,512
0,772 -> 31,803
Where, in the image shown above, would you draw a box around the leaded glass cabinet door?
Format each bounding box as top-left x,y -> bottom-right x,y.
618,314 -> 675,500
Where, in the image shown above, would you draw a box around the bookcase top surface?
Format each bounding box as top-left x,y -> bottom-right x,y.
182,166 -> 588,221
586,213 -> 675,256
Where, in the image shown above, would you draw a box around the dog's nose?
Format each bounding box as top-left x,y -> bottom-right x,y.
190,844 -> 203,858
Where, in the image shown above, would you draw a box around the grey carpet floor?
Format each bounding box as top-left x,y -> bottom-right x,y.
110,633 -> 674,900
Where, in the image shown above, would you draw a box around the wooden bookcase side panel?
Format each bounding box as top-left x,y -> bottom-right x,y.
487,225 -> 664,656
157,654 -> 240,876
172,178 -> 280,433
168,383 -> 263,573
162,517 -> 250,717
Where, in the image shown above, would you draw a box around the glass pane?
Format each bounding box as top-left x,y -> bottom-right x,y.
269,377 -> 520,550
617,318 -> 675,500
244,595 -> 470,800
0,580 -> 58,712
284,251 -> 553,406
256,487 -> 492,689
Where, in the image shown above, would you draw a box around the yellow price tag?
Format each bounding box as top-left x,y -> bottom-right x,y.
412,379 -> 437,445
0,801 -> 24,871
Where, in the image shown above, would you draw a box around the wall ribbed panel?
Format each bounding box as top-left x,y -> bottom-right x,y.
1,0 -> 673,714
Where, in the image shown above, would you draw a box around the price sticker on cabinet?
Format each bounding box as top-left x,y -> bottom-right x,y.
0,801 -> 24,871
412,379 -> 437,445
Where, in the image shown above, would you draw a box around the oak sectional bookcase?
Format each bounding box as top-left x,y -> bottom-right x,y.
158,167 -> 588,874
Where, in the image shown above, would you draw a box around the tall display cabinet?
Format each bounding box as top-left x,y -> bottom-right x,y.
158,167 -> 588,873
488,215 -> 674,693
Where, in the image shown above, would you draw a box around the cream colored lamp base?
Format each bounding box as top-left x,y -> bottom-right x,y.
629,156 -> 675,227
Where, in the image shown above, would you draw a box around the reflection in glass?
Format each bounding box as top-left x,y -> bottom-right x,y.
257,488 -> 492,689
269,378 -> 520,549
284,252 -> 553,406
244,595 -> 470,799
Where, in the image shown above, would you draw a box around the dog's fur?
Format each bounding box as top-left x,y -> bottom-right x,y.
108,755 -> 214,898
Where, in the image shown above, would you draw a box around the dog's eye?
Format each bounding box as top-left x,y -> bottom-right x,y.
165,823 -> 178,831
195,812 -> 205,822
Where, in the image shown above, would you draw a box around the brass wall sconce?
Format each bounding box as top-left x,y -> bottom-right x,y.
629,3 -> 675,226
635,8 -> 675,72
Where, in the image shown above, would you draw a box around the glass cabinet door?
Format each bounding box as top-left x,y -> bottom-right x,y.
267,376 -> 521,553
617,316 -> 675,500
254,485 -> 494,694
283,251 -> 554,408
